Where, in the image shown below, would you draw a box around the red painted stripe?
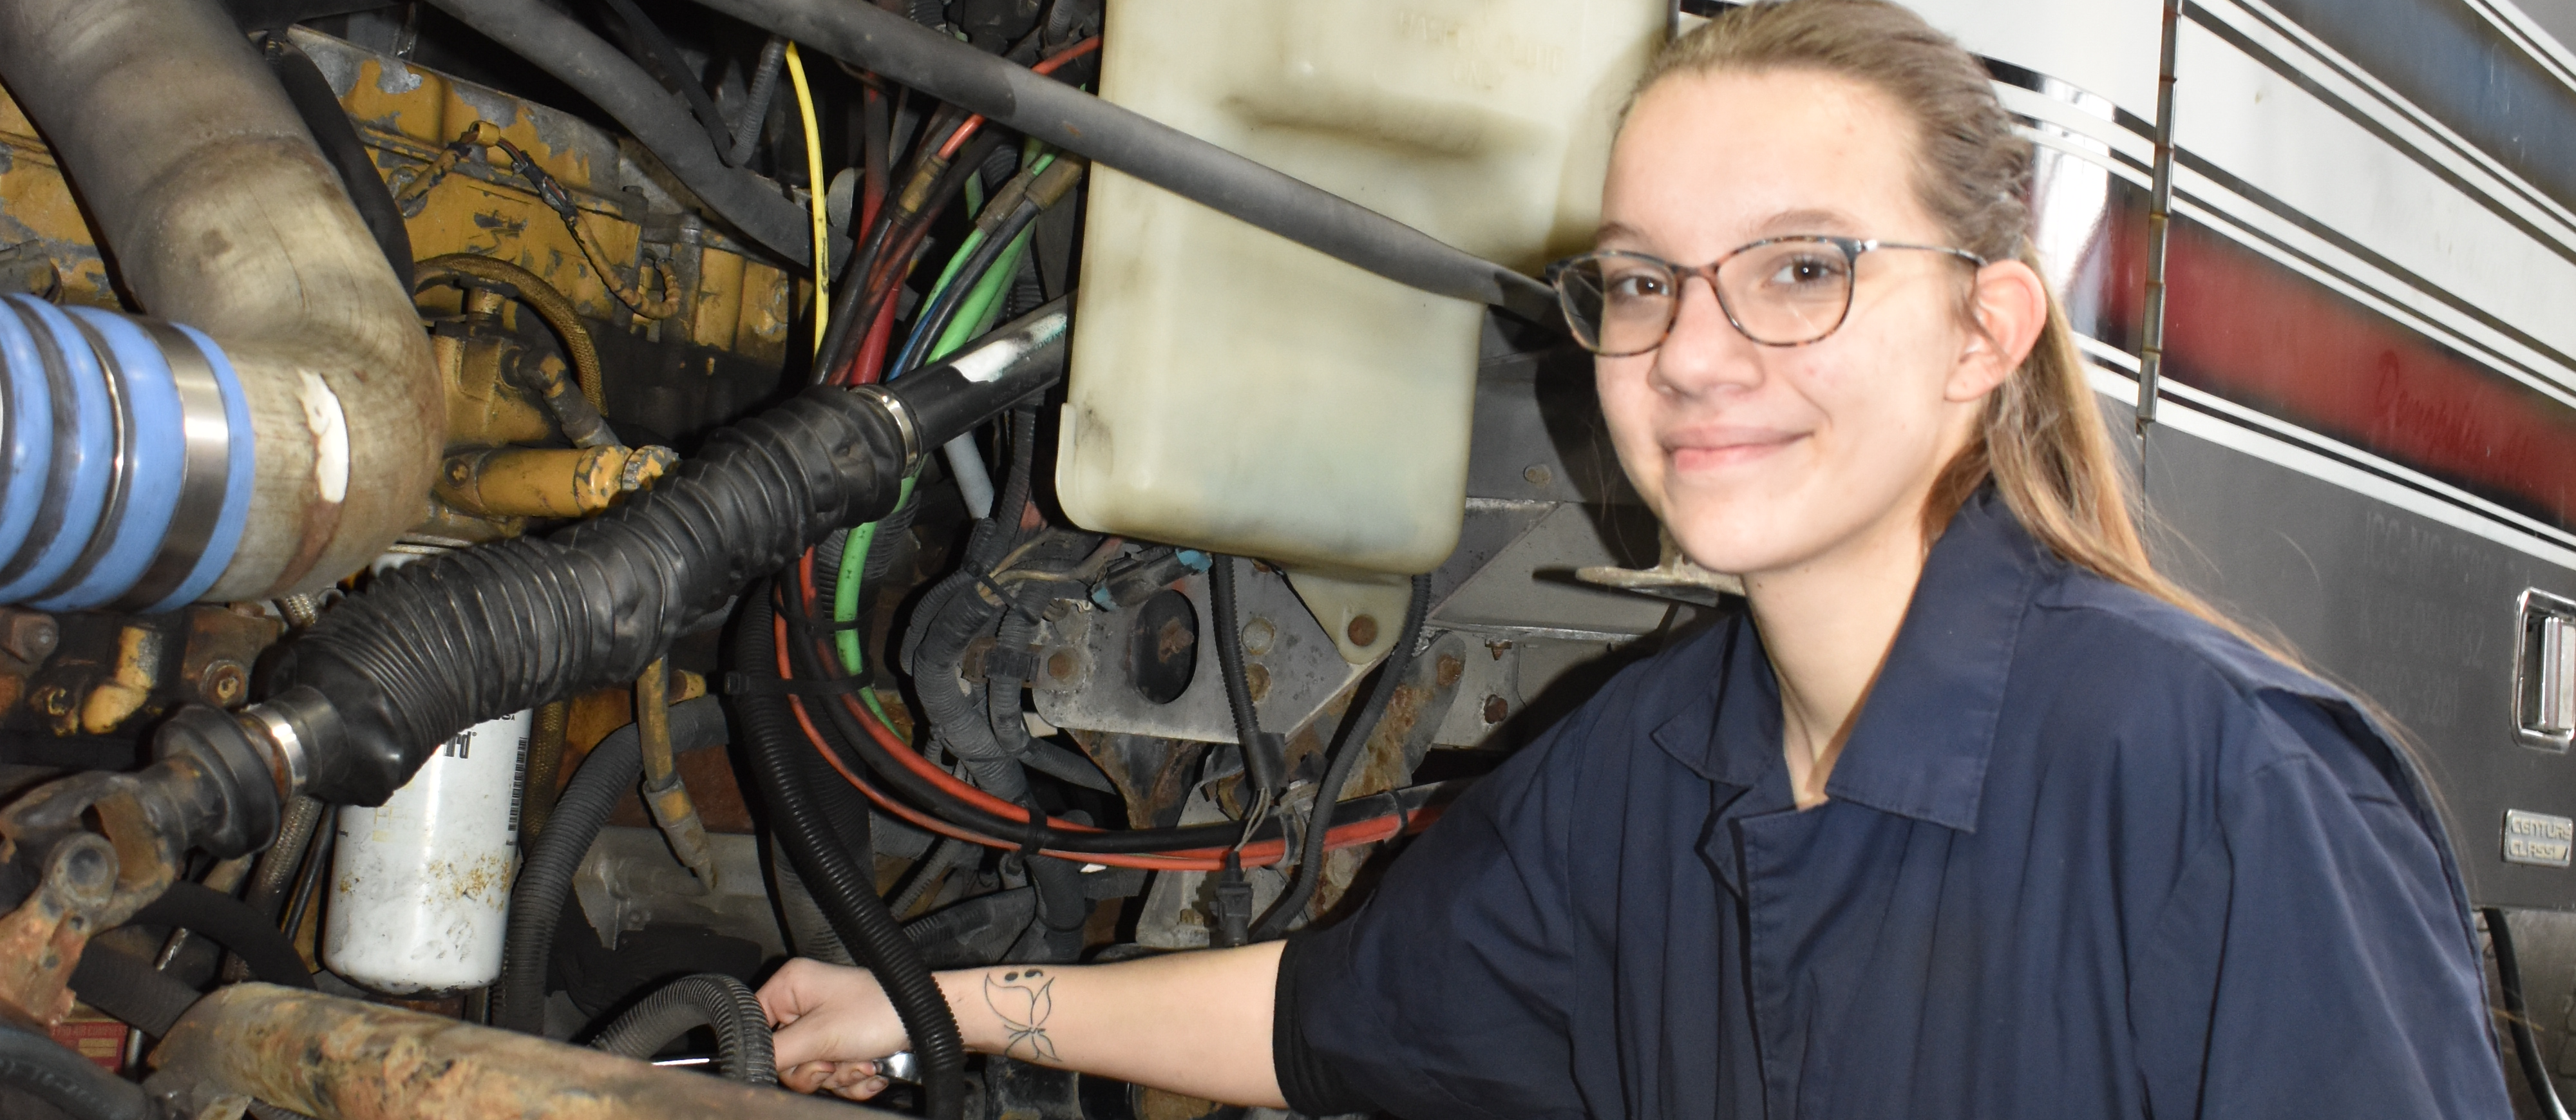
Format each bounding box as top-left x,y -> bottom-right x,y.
2097,209 -> 2576,530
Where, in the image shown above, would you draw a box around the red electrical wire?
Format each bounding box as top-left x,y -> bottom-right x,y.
764,553 -> 1435,870
936,35 -> 1103,160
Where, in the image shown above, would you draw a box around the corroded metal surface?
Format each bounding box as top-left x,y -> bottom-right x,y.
153,983 -> 889,1120
0,832 -> 118,1029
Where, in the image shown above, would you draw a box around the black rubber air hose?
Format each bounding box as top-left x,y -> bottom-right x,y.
737,588 -> 967,1120
1210,556 -> 1282,800
686,0 -> 1559,323
1253,573 -> 1433,941
422,0 -> 827,267
265,303 -> 1070,810
259,34 -> 413,291
0,1021 -> 152,1120
122,880 -> 316,989
495,696 -> 731,1033
590,972 -> 777,1084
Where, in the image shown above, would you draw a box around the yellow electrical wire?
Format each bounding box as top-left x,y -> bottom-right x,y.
785,42 -> 829,354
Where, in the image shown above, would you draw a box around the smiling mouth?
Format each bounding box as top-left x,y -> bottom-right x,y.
1665,430 -> 1804,472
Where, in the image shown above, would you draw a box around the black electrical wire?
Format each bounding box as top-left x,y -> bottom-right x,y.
886,197 -> 1043,378
814,128 -> 1007,383
1253,573 -> 1434,941
2487,907 -> 2573,1120
738,586 -> 967,1120
0,1020 -> 152,1120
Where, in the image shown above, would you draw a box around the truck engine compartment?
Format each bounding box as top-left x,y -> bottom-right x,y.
8,0 -> 2576,1116
0,1 -> 1705,1116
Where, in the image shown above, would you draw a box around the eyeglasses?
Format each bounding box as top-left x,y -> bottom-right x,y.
1547,236 -> 1987,356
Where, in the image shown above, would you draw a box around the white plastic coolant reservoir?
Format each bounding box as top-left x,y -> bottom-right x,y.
322,708 -> 530,994
1057,0 -> 1665,576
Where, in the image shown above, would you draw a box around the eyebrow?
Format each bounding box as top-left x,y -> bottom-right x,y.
1593,207 -> 1870,254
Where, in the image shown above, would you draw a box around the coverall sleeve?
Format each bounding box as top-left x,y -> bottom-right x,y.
2129,694 -> 2513,1119
1278,706 -> 1596,1120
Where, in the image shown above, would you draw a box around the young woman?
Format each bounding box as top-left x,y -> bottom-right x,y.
759,2 -> 2512,1115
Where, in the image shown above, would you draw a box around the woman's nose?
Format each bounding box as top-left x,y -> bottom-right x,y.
1647,274 -> 1763,399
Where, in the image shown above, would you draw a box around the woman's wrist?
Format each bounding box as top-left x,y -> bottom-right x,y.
937,963 -> 1070,1063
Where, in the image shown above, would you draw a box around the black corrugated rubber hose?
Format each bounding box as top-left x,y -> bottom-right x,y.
737,587 -> 967,1120
274,303 -> 1068,812
590,971 -> 777,1084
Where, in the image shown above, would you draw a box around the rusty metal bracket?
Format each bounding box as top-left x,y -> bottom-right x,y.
0,831 -> 120,1029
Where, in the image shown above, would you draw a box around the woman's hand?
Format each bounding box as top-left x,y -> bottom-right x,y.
759,958 -> 910,1098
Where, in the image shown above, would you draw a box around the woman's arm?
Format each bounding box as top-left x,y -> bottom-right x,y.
759,942 -> 1289,1106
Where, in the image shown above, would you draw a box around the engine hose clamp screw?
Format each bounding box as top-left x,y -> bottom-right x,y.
846,384 -> 923,473
244,703 -> 310,797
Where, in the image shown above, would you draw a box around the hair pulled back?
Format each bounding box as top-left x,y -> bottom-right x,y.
1634,0 -> 2260,647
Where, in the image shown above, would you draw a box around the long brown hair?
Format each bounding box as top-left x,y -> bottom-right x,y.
1633,0 -> 2283,657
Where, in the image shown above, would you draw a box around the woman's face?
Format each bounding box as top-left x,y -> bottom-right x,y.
1595,68 -> 2011,579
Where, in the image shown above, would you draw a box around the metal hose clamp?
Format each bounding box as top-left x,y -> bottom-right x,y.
243,703 -> 310,798
846,383 -> 923,474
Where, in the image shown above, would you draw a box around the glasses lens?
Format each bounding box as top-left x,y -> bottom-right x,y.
1716,240 -> 1853,345
1557,254 -> 1678,356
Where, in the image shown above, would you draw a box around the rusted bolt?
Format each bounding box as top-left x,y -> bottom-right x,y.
1241,616 -> 1277,656
1435,654 -> 1464,689
1482,694 -> 1510,725
1524,464 -> 1555,486
1245,663 -> 1271,703
200,660 -> 249,707
1,609 -> 59,664
1346,614 -> 1379,647
1047,650 -> 1077,681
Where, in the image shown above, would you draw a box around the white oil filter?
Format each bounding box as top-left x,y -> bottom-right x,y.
321,708 -> 530,994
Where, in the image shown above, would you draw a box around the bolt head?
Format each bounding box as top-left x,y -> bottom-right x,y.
1523,464 -> 1555,486
1482,694 -> 1510,725
200,660 -> 249,707
2,611 -> 58,663
1047,650 -> 1077,680
1346,614 -> 1379,647
1245,662 -> 1272,703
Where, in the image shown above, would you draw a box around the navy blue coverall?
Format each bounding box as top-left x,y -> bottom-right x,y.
1276,488 -> 2511,1119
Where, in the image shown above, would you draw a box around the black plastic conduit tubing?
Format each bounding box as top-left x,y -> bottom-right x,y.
122,880 -> 317,989
495,696 -> 730,1034
684,0 -> 1562,325
0,1021 -> 152,1120
422,0 -> 831,269
590,972 -> 777,1084
267,301 -> 1071,811
737,589 -> 966,1120
260,33 -> 413,292
1253,573 -> 1432,941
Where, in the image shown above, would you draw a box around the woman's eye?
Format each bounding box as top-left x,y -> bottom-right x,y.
1765,254 -> 1847,289
1604,271 -> 1672,301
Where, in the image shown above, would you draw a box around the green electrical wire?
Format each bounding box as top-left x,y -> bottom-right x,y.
831,147 -> 1059,734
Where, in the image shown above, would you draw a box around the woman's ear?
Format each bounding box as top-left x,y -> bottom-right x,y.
1946,258 -> 2048,402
